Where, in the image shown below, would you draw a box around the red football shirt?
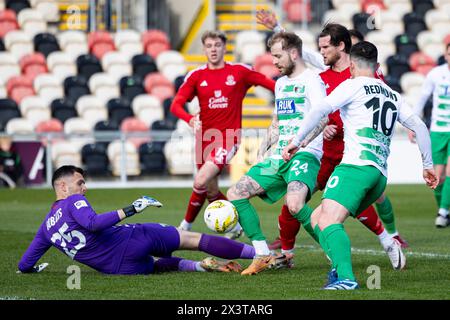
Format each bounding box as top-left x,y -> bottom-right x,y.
319,66 -> 385,161
170,62 -> 275,134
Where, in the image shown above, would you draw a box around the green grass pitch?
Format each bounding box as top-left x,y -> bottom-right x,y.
0,185 -> 449,300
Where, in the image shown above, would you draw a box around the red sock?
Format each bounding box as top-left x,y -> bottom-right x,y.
357,205 -> 384,236
184,187 -> 207,223
208,191 -> 227,202
279,204 -> 301,250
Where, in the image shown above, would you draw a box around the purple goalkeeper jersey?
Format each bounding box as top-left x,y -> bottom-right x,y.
18,194 -> 134,274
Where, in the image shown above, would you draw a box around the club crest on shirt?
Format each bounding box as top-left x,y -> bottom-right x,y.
214,90 -> 222,98
74,200 -> 88,210
225,75 -> 236,86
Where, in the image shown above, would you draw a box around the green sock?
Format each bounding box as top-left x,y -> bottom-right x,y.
230,199 -> 265,241
292,205 -> 319,243
434,184 -> 443,207
376,196 -> 396,234
314,225 -> 335,268
440,177 -> 450,210
322,224 -> 355,281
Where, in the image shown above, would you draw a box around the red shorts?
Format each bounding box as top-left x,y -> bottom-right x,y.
195,138 -> 240,171
317,157 -> 342,191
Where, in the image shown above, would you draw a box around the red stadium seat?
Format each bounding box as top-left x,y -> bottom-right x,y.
145,41 -> 171,59
254,53 -> 279,79
88,31 -> 114,49
91,42 -> 115,59
142,29 -> 170,47
144,73 -> 175,102
0,9 -> 19,38
283,0 -> 312,23
35,118 -> 64,133
6,75 -> 35,104
362,0 -> 386,14
409,51 -> 436,75
120,117 -> 150,148
20,52 -> 48,80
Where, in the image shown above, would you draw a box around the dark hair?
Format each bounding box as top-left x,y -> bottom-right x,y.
349,29 -> 364,43
52,165 -> 84,188
201,30 -> 227,45
319,23 -> 352,53
267,32 -> 303,56
350,41 -> 378,70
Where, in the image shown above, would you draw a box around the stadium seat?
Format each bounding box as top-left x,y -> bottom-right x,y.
156,50 -> 187,82
411,0 -> 434,17
106,97 -> 134,126
283,0 -> 312,23
0,85 -> 6,98
0,9 -> 19,38
362,0 -> 386,13
6,0 -> 31,14
386,54 -> 411,79
293,29 -> 315,48
400,71 -> 425,95
352,12 -> 376,36
94,119 -> 119,132
76,54 -> 103,80
107,139 -> 141,176
17,8 -> 46,36
51,141 -> 82,168
386,1 -> 412,17
5,117 -> 34,135
115,29 -> 143,58
142,29 -> 171,59
254,53 -> 280,79
403,13 -> 427,39
0,38 -> 5,51
119,75 -> 145,102
422,42 -> 446,60
0,98 -> 21,131
322,9 -> 353,29
151,119 -> 176,131
235,31 -> 266,65
18,95 -> 47,116
173,75 -> 185,93
34,74 -> 64,103
384,74 -> 402,93
162,97 -> 179,125
81,142 -> 110,176
63,75 -> 90,102
139,141 -> 166,174
164,132 -> 194,175
46,51 -> 77,80
20,52 -> 47,80
377,10 -> 404,35
409,51 -> 436,75
6,75 -> 35,104
88,72 -> 119,103
394,34 -> 419,59
75,94 -> 107,126
120,117 -> 150,148
424,9 -> 449,31
33,32 -> 60,57
50,97 -> 77,123
22,103 -> 50,127
416,30 -> 444,51
30,0 -> 60,23
131,53 -> 157,79
4,30 -> 33,58
0,52 -> 21,84
88,31 -> 115,59
35,118 -> 63,133
101,51 -> 132,81
144,72 -> 175,103
132,94 -> 164,127
64,117 -> 93,137
57,30 -> 88,58
437,55 -> 446,65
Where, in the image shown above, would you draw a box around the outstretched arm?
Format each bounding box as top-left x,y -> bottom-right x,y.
257,114 -> 279,161
18,225 -> 52,273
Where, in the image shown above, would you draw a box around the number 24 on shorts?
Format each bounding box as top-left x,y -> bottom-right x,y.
290,160 -> 308,176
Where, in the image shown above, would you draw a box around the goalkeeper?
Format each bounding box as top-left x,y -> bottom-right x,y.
17,165 -> 255,275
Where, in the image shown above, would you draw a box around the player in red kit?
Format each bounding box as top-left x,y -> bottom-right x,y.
170,31 -> 275,236
255,11 -> 407,269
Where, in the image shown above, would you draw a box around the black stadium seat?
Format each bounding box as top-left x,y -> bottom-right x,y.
394,34 -> 419,59
352,12 -> 375,36
6,0 -> 30,14
76,54 -> 102,80
50,98 -> 77,123
131,54 -> 157,79
412,0 -> 434,18
151,119 -> 176,131
386,54 -> 411,79
119,75 -> 145,102
93,120 -> 119,149
403,13 -> 427,39
81,143 -> 110,176
34,33 -> 60,57
0,99 -> 21,131
0,38 -> 5,51
106,97 -> 133,126
437,55 -> 445,65
174,75 -> 185,92
162,97 -> 179,125
384,75 -> 402,93
139,141 -> 166,174
63,76 -> 90,102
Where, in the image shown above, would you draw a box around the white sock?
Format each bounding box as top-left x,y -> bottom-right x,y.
195,262 -> 206,272
389,231 -> 399,237
438,208 -> 449,217
252,240 -> 271,256
228,222 -> 242,233
281,249 -> 295,255
378,230 -> 392,250
179,220 -> 192,231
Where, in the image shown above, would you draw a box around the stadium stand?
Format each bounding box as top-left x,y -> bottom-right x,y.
33,32 -> 60,57
107,139 -> 141,176
131,53 -> 158,79
143,72 -> 175,103
63,75 -> 90,102
139,141 -> 166,174
132,93 -> 164,128
119,75 -> 145,102
50,97 -> 77,124
76,54 -> 103,80
0,98 -> 21,131
106,97 -> 134,126
6,0 -> 31,14
81,142 -> 110,176
5,117 -> 34,135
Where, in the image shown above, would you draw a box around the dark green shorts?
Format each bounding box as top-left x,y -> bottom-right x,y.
323,164 -> 387,217
246,152 -> 320,204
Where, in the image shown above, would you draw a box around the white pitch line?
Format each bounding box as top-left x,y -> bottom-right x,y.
295,244 -> 450,260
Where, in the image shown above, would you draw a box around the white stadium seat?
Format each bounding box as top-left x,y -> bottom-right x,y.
132,94 -> 164,127
400,72 -> 426,95
156,50 -> 187,82
0,52 -> 20,84
75,95 -> 107,126
88,72 -> 120,103
33,74 -> 64,103
5,118 -> 35,135
4,31 -> 34,59
115,29 -> 143,58
417,30 -> 444,51
107,140 -> 141,176
19,95 -> 48,115
30,0 -> 60,23
57,30 -> 88,58
17,9 -> 47,36
51,141 -> 82,168
46,51 -> 77,80
234,31 -> 266,65
101,51 -> 132,81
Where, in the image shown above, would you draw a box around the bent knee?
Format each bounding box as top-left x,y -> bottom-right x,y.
287,202 -> 305,215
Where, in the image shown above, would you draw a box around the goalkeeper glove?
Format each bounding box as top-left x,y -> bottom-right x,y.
17,262 -> 49,274
122,196 -> 163,217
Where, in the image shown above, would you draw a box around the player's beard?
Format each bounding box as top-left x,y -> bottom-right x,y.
280,57 -> 295,76
325,51 -> 341,67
